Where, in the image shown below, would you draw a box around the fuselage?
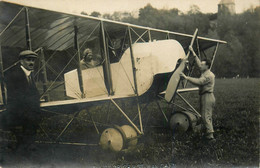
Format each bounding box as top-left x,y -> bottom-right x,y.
64,39 -> 185,99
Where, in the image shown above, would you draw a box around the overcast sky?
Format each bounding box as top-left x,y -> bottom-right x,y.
4,0 -> 260,15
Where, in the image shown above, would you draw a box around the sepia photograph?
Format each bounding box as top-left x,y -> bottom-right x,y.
0,0 -> 259,167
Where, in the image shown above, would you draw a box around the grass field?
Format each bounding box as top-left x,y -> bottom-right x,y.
2,78 -> 259,167
170,78 -> 259,167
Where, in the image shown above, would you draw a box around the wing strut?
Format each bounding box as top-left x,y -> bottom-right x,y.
128,26 -> 143,134
101,21 -> 114,95
210,42 -> 220,70
25,7 -> 32,50
0,40 -> 6,106
74,26 -> 85,98
39,48 -> 49,101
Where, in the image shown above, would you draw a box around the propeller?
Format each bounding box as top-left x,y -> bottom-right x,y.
164,29 -> 198,102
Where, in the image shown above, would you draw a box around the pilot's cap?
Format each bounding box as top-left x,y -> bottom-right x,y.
83,48 -> 92,56
19,50 -> 38,59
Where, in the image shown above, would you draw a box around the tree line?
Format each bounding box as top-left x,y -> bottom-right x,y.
86,4 -> 260,78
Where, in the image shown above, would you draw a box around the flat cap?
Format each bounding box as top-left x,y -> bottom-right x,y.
83,48 -> 92,56
19,50 -> 38,59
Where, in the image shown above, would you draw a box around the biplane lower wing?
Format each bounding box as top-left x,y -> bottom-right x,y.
41,87 -> 199,110
40,94 -> 131,108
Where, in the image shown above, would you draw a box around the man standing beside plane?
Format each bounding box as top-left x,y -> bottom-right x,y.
180,46 -> 216,142
2,50 -> 41,152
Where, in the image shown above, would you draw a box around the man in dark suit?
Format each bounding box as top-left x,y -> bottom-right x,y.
3,50 -> 41,150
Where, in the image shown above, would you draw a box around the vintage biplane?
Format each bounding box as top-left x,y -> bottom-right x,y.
0,1 -> 226,152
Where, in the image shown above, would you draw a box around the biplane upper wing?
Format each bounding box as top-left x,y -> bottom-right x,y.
0,0 -> 226,51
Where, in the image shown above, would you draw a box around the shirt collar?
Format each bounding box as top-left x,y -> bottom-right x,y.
20,65 -> 32,77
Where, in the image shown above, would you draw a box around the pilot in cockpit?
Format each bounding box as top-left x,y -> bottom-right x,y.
80,48 -> 102,69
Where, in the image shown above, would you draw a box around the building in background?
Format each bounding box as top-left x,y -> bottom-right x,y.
218,0 -> 236,15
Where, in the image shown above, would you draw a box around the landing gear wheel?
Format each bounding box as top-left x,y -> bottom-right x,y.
99,128 -> 124,152
99,125 -> 138,152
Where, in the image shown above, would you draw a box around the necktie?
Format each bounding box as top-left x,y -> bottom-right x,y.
28,73 -> 33,86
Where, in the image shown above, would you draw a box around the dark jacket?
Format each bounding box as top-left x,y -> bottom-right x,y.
3,64 -> 40,127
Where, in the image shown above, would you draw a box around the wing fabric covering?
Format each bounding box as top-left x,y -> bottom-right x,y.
0,2 -> 221,51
